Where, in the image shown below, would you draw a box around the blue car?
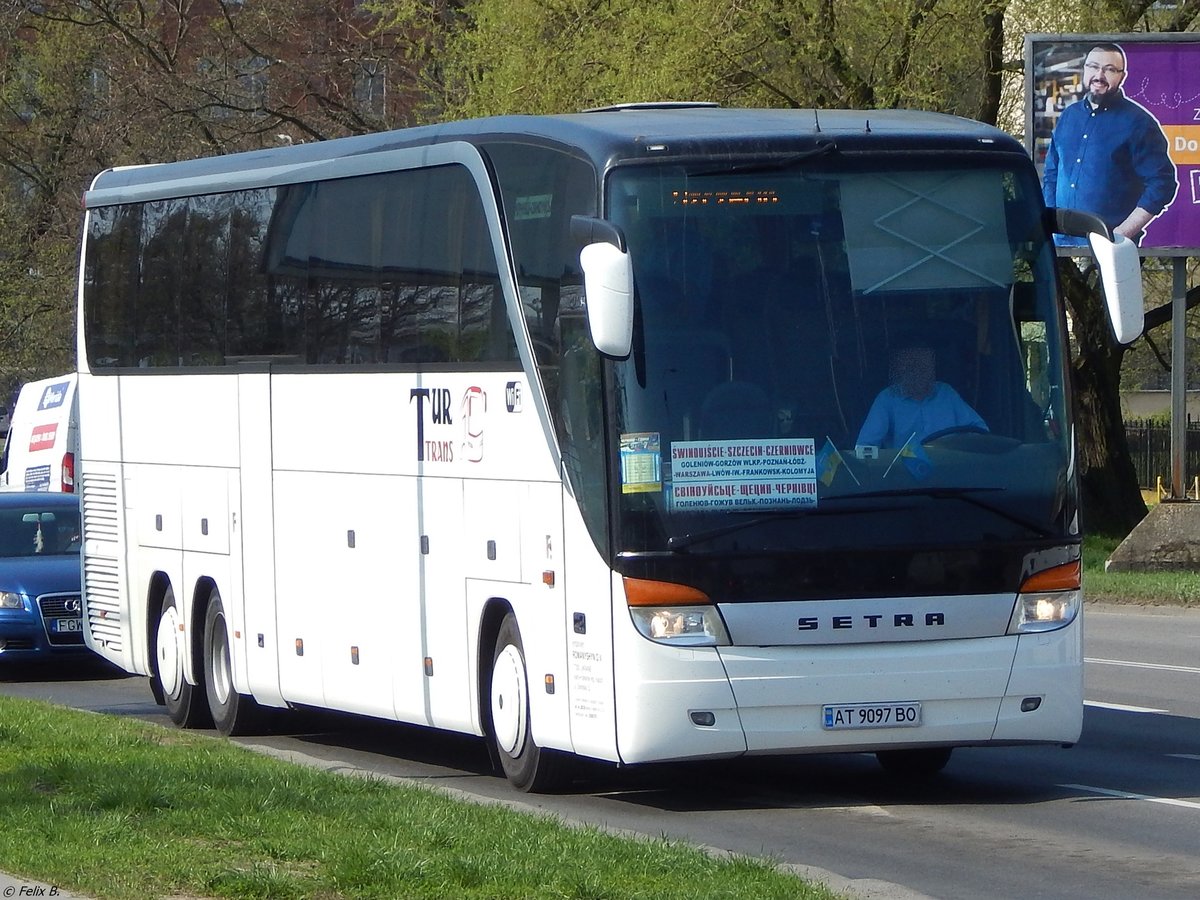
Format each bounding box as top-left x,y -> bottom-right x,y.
0,492 -> 85,660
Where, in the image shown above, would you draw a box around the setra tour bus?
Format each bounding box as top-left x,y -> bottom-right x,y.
78,104 -> 1143,791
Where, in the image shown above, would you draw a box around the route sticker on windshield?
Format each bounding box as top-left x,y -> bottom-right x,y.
670,439 -> 818,511
620,432 -> 662,493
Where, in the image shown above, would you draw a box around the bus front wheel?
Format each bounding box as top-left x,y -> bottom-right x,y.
488,613 -> 565,793
203,587 -> 265,735
155,586 -> 211,728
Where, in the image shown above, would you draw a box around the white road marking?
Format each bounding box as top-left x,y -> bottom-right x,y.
1084,700 -> 1169,714
1060,783 -> 1200,811
1086,657 -> 1200,675
1167,754 -> 1200,762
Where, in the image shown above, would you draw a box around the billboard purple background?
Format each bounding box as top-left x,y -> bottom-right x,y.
1027,34 -> 1200,255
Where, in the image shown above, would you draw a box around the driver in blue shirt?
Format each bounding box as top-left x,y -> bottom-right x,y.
1041,43 -> 1178,247
857,345 -> 987,448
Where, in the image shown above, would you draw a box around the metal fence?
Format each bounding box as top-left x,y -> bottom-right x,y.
1124,418 -> 1200,492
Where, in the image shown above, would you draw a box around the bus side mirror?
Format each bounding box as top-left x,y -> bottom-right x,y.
1088,232 -> 1144,345
1048,207 -> 1144,345
579,241 -> 634,358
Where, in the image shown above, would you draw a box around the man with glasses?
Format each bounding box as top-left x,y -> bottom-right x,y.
1042,43 -> 1177,247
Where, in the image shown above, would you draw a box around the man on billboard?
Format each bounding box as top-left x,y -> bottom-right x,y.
1041,42 -> 1178,246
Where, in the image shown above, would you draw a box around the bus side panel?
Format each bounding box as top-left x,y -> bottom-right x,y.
272,469 -> 423,718
423,476 -> 471,733
521,480 -> 569,752
79,374 -> 135,670
270,371 -> 426,720
122,376 -> 241,689
236,373 -> 284,708
125,462 -> 185,671
121,375 -> 240,469
559,496 -> 621,762
462,480 -> 570,750
179,465 -> 238,692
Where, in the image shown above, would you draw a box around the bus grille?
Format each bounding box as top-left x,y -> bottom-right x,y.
84,556 -> 123,651
81,470 -> 123,653
81,472 -> 119,541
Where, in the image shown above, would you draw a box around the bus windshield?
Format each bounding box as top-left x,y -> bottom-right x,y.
605,157 -> 1070,562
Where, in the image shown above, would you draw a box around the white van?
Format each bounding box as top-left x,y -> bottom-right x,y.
0,374 -> 78,493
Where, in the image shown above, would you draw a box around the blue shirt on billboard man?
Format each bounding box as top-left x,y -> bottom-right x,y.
1041,43 -> 1178,247
857,346 -> 986,449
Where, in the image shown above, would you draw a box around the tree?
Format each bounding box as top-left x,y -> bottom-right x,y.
414,0 -> 1012,123
0,5 -> 105,395
0,0 -> 418,395
373,0 -> 1200,536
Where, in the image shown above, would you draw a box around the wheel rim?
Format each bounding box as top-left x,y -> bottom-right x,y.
490,644 -> 527,756
209,610 -> 232,706
156,605 -> 183,698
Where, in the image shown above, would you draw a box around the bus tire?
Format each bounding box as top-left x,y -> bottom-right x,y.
488,613 -> 566,793
203,588 -> 264,736
876,747 -> 953,778
155,586 -> 211,729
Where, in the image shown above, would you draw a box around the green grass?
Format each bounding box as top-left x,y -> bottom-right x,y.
1083,533 -> 1200,606
0,696 -> 842,900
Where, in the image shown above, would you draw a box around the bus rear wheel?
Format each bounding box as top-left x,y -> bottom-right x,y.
155,586 -> 211,728
203,588 -> 265,736
876,747 -> 953,778
488,613 -> 565,793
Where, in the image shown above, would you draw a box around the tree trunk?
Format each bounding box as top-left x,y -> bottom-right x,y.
1059,259 -> 1147,537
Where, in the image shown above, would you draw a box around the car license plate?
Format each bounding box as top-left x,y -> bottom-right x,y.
52,618 -> 83,633
822,701 -> 921,730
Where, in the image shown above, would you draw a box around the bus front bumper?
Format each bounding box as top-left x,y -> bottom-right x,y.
612,627 -> 1082,764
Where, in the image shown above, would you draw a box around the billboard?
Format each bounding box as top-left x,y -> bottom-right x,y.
1026,33 -> 1200,256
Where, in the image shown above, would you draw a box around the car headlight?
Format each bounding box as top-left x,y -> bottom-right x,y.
0,591 -> 27,610
623,577 -> 731,647
1008,560 -> 1081,634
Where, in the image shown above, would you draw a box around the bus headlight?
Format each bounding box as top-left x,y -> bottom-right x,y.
629,606 -> 731,646
1008,560 -> 1081,634
623,576 -> 731,646
1008,589 -> 1081,634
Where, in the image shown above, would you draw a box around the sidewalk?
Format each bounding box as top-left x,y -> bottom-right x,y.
0,871 -> 90,898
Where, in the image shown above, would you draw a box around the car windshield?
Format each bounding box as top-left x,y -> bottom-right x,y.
0,505 -> 82,557
604,155 -> 1071,557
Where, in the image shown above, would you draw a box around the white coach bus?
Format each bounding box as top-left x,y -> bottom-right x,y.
78,104 -> 1142,791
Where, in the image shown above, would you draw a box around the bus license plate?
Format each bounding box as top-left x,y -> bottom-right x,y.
822,701 -> 921,730
52,618 -> 83,633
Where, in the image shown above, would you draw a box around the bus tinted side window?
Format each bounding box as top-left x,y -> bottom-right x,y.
84,204 -> 143,368
83,164 -> 518,369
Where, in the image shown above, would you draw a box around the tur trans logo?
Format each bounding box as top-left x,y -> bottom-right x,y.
410,385 -> 490,464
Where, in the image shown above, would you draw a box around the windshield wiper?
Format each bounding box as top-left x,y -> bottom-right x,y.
823,486 -> 1053,538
